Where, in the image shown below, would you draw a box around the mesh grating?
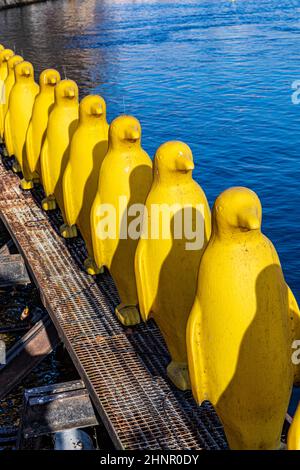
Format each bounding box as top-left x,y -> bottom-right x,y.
0,155 -> 227,450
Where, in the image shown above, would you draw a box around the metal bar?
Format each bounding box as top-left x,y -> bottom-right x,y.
0,426 -> 18,451
0,253 -> 30,287
17,380 -> 98,449
0,323 -> 31,334
0,315 -> 61,400
0,239 -> 14,256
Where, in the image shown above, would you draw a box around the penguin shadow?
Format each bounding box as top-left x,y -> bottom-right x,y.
22,140 -> 32,180
108,164 -> 153,301
77,138 -> 108,231
22,102 -> 55,178
53,118 -> 78,204
213,264 -> 300,449
133,208 -> 208,371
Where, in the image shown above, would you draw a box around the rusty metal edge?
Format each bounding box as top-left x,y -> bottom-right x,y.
0,315 -> 60,400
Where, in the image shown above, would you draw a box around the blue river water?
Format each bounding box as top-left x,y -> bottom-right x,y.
1,0 -> 300,412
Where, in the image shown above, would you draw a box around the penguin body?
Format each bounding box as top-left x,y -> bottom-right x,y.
62,94 -> 109,258
187,187 -> 299,449
40,79 -> 79,214
5,61 -> 39,186
0,49 -> 14,140
91,115 -> 152,325
1,55 -> 23,143
25,69 -> 61,183
135,141 -> 211,390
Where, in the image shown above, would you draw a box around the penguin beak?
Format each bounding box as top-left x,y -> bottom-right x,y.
49,76 -> 57,85
65,87 -> 75,98
125,127 -> 140,142
238,210 -> 260,231
175,153 -> 195,172
92,104 -> 103,116
23,67 -> 31,77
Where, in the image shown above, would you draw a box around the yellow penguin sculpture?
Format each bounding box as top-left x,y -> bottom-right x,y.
187,186 -> 300,450
0,49 -> 14,141
4,61 -> 39,183
90,115 -> 152,325
62,95 -> 109,264
287,402 -> 300,450
40,79 -> 79,218
1,55 -> 23,144
135,141 -> 211,390
25,69 -> 61,183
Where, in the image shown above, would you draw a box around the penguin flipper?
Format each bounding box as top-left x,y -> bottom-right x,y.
90,191 -> 104,269
134,239 -> 153,322
0,104 -> 4,139
287,284 -> 300,385
25,120 -> 36,174
4,109 -> 14,156
62,163 -> 76,226
204,198 -> 212,243
186,296 -> 206,405
40,138 -> 54,197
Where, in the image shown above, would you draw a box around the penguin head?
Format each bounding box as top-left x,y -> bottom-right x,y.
154,141 -> 194,182
39,69 -> 61,91
55,79 -> 79,106
213,187 -> 262,236
7,55 -> 23,74
0,45 -> 5,51
14,61 -> 35,83
0,49 -> 14,65
79,94 -> 107,124
108,115 -> 141,150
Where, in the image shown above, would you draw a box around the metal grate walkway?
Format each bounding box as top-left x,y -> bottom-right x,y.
0,154 -> 227,450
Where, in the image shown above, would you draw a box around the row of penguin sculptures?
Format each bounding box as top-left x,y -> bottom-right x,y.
0,44 -> 300,450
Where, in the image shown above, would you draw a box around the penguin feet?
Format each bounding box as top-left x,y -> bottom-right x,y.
115,304 -> 141,326
60,223 -> 78,239
84,257 -> 104,276
20,178 -> 34,191
167,361 -> 191,391
42,196 -> 56,211
12,160 -> 22,173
